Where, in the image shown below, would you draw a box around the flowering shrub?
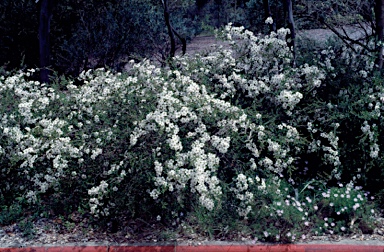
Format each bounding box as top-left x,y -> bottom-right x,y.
253,180 -> 375,241
302,40 -> 384,194
0,23 -> 380,240
312,182 -> 376,235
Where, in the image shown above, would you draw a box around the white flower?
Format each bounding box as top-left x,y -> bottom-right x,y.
150,189 -> 160,199
154,161 -> 163,176
91,148 -> 103,159
199,195 -> 215,211
168,134 -> 183,151
211,136 -> 231,154
258,178 -> 266,191
265,17 -> 273,25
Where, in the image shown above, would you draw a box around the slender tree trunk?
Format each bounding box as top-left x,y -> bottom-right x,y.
163,0 -> 176,58
284,0 -> 296,66
162,0 -> 186,60
375,0 -> 384,70
173,28 -> 186,56
39,0 -> 55,83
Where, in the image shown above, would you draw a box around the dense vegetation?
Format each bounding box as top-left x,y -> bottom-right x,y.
1,0 -> 379,76
1,0 -> 384,243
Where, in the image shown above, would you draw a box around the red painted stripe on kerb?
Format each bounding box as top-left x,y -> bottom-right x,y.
110,246 -> 175,252
0,245 -> 384,252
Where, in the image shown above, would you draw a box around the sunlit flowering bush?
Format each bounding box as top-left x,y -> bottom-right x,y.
0,64 -> 164,217
0,22 -> 381,240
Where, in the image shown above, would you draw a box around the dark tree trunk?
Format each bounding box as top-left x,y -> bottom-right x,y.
162,0 -> 186,60
284,0 -> 296,66
173,28 -> 187,56
39,0 -> 55,83
263,0 -> 275,32
163,0 -> 176,58
375,0 -> 384,70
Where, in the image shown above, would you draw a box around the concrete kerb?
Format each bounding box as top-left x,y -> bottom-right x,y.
1,240 -> 384,252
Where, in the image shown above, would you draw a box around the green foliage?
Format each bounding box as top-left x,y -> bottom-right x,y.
52,0 -> 165,75
298,37 -> 384,194
295,0 -> 373,27
0,0 -> 39,70
18,218 -> 36,238
0,0 -> 201,76
0,201 -> 24,226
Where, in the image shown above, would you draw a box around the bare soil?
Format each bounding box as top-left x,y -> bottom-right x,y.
172,24 -> 373,57
175,35 -> 231,56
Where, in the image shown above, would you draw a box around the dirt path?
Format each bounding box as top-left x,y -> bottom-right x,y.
175,35 -> 230,56
297,24 -> 372,44
175,24 -> 373,57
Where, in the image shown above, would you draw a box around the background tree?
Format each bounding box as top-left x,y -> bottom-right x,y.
2,0 -> 382,75
375,0 -> 384,69
51,0 -> 171,75
295,0 -> 384,71
0,0 -> 201,76
0,0 -> 39,70
284,0 -> 296,65
161,0 -> 190,59
37,0 -> 57,83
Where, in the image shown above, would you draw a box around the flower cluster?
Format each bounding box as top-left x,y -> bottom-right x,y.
231,174 -> 255,217
361,121 -> 380,159
128,67 -> 249,211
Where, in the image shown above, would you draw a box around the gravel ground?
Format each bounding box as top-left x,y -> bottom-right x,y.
1,216 -> 384,247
